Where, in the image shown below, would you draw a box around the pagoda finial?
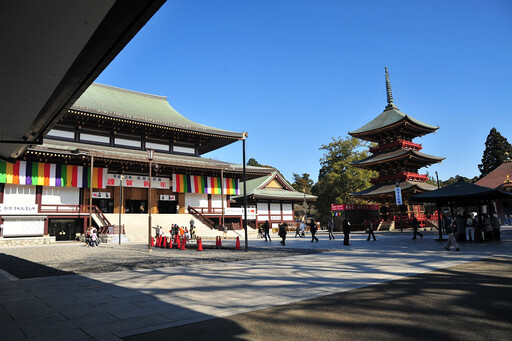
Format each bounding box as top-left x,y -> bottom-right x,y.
385,66 -> 397,110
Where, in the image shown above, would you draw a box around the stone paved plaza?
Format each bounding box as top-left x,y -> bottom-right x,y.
1,230 -> 511,340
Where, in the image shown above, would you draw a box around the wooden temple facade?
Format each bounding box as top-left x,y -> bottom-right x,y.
349,68 -> 445,227
0,83 -> 278,241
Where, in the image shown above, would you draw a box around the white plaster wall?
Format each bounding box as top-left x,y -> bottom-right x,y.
41,187 -> 80,205
185,194 -> 208,208
211,194 -> 226,208
3,184 -> 36,205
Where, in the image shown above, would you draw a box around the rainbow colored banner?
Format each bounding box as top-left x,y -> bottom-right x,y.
0,160 -> 108,189
172,174 -> 239,195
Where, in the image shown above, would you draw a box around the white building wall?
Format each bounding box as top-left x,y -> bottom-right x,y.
3,184 -> 36,205
184,194 -> 208,208
211,194 -> 227,208
41,187 -> 80,205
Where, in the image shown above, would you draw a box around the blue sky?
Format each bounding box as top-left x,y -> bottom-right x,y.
95,0 -> 512,183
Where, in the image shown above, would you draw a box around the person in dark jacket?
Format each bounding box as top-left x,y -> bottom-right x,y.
278,223 -> 287,245
262,220 -> 271,242
342,217 -> 351,245
411,213 -> 423,239
309,219 -> 318,243
366,220 -> 376,241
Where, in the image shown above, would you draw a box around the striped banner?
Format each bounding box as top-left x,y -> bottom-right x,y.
172,174 -> 239,195
0,160 -> 108,188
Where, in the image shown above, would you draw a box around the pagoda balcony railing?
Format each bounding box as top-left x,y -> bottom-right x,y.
371,172 -> 428,184
369,139 -> 422,154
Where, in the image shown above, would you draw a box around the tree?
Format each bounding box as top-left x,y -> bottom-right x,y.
291,173 -> 313,194
247,158 -> 262,167
478,128 -> 512,177
312,136 -> 377,222
440,175 -> 479,187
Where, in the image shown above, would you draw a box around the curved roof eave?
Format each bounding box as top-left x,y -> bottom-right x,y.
71,83 -> 244,138
349,108 -> 439,137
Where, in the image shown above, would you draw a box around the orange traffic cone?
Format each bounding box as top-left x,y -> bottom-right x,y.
162,236 -> 167,248
181,237 -> 186,250
168,237 -> 173,249
197,237 -> 203,251
176,236 -> 181,249
151,237 -> 154,247
235,236 -> 240,250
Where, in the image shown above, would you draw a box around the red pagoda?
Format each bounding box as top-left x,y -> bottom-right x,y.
349,67 -> 445,226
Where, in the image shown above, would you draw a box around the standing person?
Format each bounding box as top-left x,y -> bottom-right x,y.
327,219 -> 335,240
411,213 -> 423,239
189,218 -> 195,231
465,214 -> 475,242
455,212 -> 466,241
309,218 -> 319,243
444,215 -> 460,251
278,223 -> 287,245
366,220 -> 376,241
483,214 -> 493,241
342,217 -> 351,245
262,220 -> 271,242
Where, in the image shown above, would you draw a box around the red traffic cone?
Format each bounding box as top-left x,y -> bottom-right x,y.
176,236 -> 181,249
162,236 -> 167,248
215,236 -> 219,248
168,237 -> 173,249
197,237 -> 203,251
151,237 -> 154,247
217,236 -> 222,248
180,237 -> 186,250
235,236 -> 240,250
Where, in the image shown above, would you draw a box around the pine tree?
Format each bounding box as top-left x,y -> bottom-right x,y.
478,128 -> 512,177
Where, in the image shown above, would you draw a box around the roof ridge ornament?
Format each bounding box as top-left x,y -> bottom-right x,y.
385,66 -> 398,110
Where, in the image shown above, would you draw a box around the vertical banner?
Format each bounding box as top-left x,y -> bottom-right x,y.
395,186 -> 403,205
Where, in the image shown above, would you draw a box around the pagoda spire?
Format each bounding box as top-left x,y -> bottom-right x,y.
385,66 -> 397,110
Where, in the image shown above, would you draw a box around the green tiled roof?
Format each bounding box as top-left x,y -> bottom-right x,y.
351,149 -> 445,166
71,83 -> 243,138
352,180 -> 437,197
232,171 -> 317,201
349,107 -> 438,136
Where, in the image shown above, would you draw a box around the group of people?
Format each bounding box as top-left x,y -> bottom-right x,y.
153,219 -> 197,241
85,226 -> 99,247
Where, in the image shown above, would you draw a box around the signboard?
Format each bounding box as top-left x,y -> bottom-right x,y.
331,204 -> 379,211
2,217 -> 45,237
395,186 -> 403,205
160,195 -> 176,201
106,174 -> 170,189
0,204 -> 39,215
92,192 -> 111,199
224,207 -> 256,219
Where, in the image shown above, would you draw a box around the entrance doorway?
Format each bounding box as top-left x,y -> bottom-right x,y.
158,200 -> 178,213
48,219 -> 82,241
125,200 -> 148,213
92,198 -> 114,213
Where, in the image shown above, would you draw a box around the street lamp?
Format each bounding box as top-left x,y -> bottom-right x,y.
303,189 -> 308,217
147,148 -> 154,252
242,132 -> 248,252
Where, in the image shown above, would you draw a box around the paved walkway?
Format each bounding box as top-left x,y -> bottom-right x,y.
1,231 -> 511,340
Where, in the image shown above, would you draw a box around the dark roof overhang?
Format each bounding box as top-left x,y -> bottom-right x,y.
0,0 -> 165,161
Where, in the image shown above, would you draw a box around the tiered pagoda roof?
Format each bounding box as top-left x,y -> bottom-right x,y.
350,67 -> 444,201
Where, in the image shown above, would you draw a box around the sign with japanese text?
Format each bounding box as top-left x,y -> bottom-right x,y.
92,192 -> 111,199
106,174 -> 170,189
331,204 -> 380,211
0,204 -> 39,215
159,195 -> 176,201
395,187 -> 403,205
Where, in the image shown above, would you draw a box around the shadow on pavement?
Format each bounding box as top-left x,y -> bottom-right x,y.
124,257 -> 512,341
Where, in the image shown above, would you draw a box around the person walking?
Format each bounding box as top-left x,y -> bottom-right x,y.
309,219 -> 319,243
262,220 -> 271,242
278,223 -> 287,245
366,220 -> 376,241
327,219 -> 335,240
411,213 -> 423,239
465,214 -> 475,242
342,217 -> 351,245
444,215 -> 460,251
